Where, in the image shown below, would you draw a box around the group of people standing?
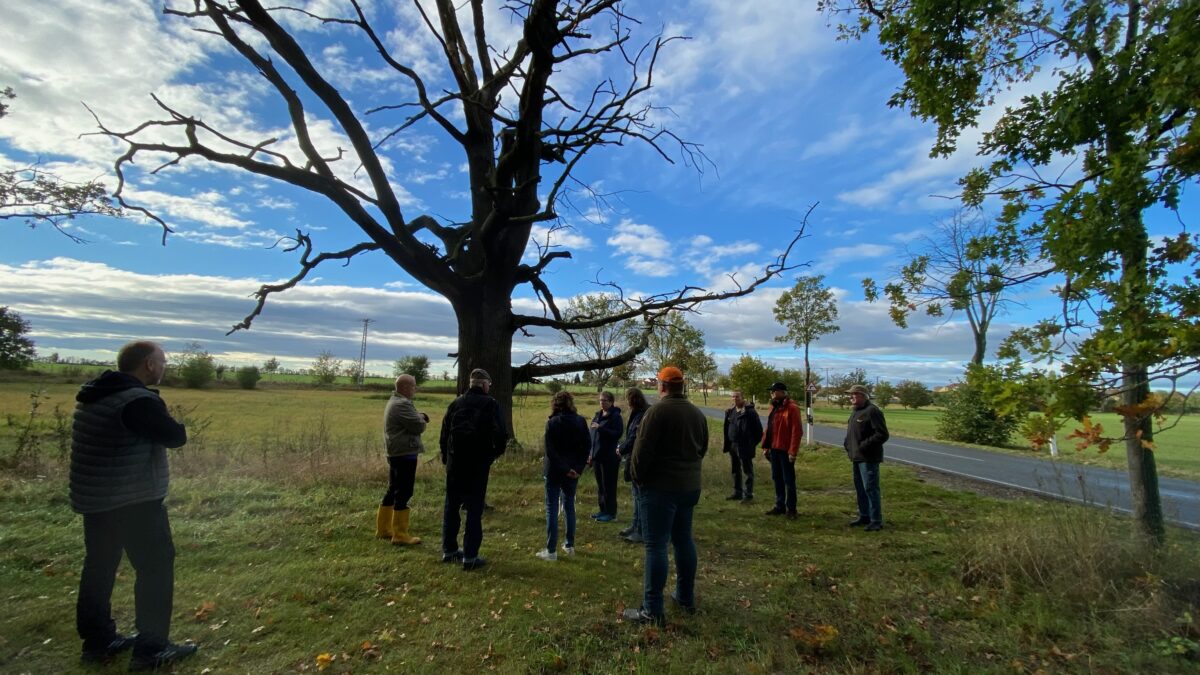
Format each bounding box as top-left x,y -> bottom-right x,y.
65,340 -> 891,669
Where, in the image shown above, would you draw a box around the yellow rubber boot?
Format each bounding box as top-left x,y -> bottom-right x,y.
375,505 -> 395,539
390,508 -> 422,545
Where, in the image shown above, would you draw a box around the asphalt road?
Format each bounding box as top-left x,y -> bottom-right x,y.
688,398 -> 1200,531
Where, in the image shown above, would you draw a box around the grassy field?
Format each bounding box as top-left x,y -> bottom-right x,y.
1,381 -> 1198,673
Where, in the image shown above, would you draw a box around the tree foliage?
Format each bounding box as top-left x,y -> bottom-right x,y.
863,209 -> 1027,365
773,275 -> 839,390
394,355 -> 431,385
0,306 -> 36,370
262,357 -> 280,374
894,380 -> 933,409
727,354 -> 779,405
175,342 -> 216,389
235,365 -> 262,390
872,380 -> 895,408
823,0 -> 1200,544
562,294 -> 638,391
826,368 -> 868,408
0,87 -> 121,241
937,376 -> 1020,448
644,313 -> 707,375
99,1 -> 808,430
311,350 -> 342,386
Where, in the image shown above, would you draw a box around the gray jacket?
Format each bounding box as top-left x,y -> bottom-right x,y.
384,394 -> 427,457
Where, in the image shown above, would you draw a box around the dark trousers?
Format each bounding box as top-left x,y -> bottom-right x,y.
767,449 -> 796,512
381,455 -> 417,510
594,457 -> 620,517
442,469 -> 489,558
728,446 -> 755,497
639,487 -> 700,618
853,461 -> 883,525
544,474 -> 579,551
77,500 -> 175,653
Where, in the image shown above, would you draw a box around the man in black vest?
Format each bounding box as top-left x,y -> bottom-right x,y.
439,368 -> 507,570
70,341 -> 197,670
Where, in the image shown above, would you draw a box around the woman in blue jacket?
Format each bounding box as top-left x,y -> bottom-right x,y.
537,391 -> 591,561
587,391 -> 624,522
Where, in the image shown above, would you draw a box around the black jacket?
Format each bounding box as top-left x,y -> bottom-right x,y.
543,411 -> 590,479
619,407 -> 647,482
722,403 -> 764,455
439,387 -> 507,474
589,406 -> 623,463
69,371 -> 186,514
844,402 -> 889,463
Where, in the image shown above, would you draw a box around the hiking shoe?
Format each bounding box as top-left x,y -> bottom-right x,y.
462,556 -> 488,571
621,607 -> 665,626
561,544 -> 575,556
535,549 -> 557,562
764,507 -> 786,516
128,642 -> 197,672
670,593 -> 697,615
865,523 -> 883,532
623,532 -> 644,544
848,517 -> 870,527
80,634 -> 136,663
590,512 -> 604,520
441,549 -> 465,563
595,514 -> 615,523
618,526 -> 635,537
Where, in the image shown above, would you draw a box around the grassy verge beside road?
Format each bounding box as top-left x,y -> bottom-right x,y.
1,382 -> 1197,673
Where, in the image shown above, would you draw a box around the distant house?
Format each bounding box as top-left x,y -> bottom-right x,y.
933,383 -> 962,394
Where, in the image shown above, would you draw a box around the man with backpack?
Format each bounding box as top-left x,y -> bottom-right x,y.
439,368 -> 508,570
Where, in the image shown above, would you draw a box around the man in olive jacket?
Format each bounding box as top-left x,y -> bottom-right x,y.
378,374 -> 429,545
70,340 -> 197,670
844,384 -> 889,531
624,366 -> 708,625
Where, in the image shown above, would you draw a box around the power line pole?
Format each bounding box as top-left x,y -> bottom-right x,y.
357,318 -> 373,385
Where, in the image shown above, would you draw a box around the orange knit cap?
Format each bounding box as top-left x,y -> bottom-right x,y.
657,366 -> 684,382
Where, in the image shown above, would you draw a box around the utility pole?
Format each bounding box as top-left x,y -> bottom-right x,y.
357,318 -> 373,385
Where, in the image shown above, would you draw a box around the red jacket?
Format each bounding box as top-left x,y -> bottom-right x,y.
762,396 -> 803,458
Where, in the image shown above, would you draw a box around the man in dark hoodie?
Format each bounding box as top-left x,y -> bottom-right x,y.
70,340 -> 196,671
439,368 -> 507,571
722,390 -> 763,502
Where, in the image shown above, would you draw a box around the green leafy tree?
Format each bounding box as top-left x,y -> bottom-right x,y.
1,87 -> 121,240
311,351 -> 342,386
690,351 -> 719,405
773,275 -> 840,394
894,380 -> 933,409
175,342 -> 216,389
262,357 -> 280,374
394,355 -> 431,385
872,380 -> 896,408
609,360 -> 637,388
937,375 -> 1020,448
862,209 -> 1027,365
645,313 -> 706,375
823,0 -> 1200,544
826,368 -> 869,408
0,306 -> 36,370
728,354 -> 779,405
562,294 -> 639,392
235,365 -> 262,390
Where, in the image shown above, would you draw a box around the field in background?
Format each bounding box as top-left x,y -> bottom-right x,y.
1,380 -> 1197,673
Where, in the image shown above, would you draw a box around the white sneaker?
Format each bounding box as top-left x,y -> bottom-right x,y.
535,549 -> 557,562
560,544 -> 575,556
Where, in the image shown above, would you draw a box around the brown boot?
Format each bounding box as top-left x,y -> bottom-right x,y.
390,508 -> 422,545
375,505 -> 394,539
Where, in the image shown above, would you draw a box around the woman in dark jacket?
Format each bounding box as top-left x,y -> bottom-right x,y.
618,387 -> 650,543
537,391 -> 591,561
587,391 -> 624,522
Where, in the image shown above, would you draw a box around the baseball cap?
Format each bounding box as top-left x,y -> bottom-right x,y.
657,366 -> 684,382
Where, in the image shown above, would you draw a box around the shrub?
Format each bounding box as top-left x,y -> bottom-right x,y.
544,380 -> 564,394
936,382 -> 1018,446
176,343 -> 216,389
311,351 -> 342,385
895,380 -> 934,409
235,365 -> 262,390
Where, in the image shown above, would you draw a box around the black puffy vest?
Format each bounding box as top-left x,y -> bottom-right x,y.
69,388 -> 169,514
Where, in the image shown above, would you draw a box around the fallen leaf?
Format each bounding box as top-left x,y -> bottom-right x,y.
315,652 -> 334,671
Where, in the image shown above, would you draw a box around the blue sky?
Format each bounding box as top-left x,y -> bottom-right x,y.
1,1 -> 1194,387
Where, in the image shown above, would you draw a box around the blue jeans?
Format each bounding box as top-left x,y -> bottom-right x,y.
639,486 -> 700,618
852,461 -> 882,525
544,474 -> 579,550
767,449 -> 796,511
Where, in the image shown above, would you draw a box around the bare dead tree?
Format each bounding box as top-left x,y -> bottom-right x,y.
92,0 -> 809,429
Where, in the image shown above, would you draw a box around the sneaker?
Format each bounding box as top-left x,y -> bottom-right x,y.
725,493 -> 742,501
535,549 -> 557,562
591,512 -> 604,520
462,556 -> 488,571
621,607 -> 665,626
618,526 -> 634,537
595,514 -> 615,523
865,523 -> 883,532
764,507 -> 786,516
561,544 -> 575,556
623,532 -> 644,544
128,642 -> 198,672
670,593 -> 697,615
441,549 -> 465,563
80,633 -> 136,663
848,517 -> 870,527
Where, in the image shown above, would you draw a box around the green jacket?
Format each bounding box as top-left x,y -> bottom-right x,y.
384,394 -> 427,457
630,393 -> 708,491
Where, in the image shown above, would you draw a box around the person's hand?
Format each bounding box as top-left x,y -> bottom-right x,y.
763,450 -> 770,460
788,454 -> 796,464
590,422 -> 600,430
420,412 -> 430,422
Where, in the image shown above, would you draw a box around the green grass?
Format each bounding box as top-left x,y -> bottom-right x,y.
1,384 -> 1198,673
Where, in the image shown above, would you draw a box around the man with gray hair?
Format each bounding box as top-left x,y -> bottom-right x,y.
70,341 -> 197,670
377,373 -> 429,545
439,368 -> 508,570
844,384 -> 889,532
